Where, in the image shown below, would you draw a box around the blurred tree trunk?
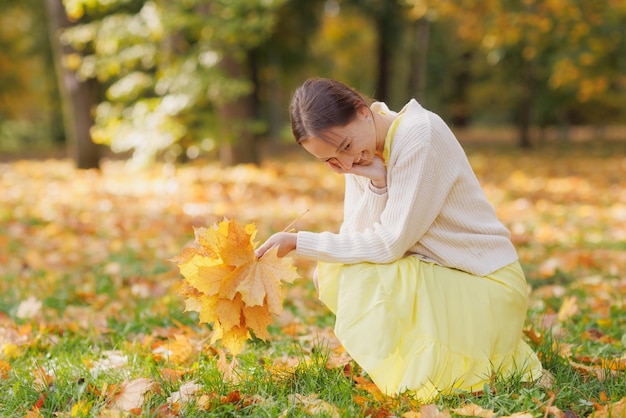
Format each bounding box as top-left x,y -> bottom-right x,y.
372,1 -> 400,102
44,0 -> 100,169
516,53 -> 536,148
407,17 -> 429,102
450,51 -> 472,127
217,54 -> 260,165
374,15 -> 392,102
356,0 -> 406,102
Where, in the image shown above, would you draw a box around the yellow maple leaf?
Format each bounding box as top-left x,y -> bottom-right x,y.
195,221 -> 256,266
220,325 -> 249,356
175,281 -> 203,314
244,304 -> 273,341
224,248 -> 295,314
199,265 -> 235,297
198,294 -> 220,325
216,293 -> 245,331
219,220 -> 257,266
173,218 -> 299,355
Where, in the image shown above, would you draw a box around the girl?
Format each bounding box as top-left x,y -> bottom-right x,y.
255,77 -> 542,400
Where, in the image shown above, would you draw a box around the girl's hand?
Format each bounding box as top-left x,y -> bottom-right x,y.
346,156 -> 387,188
326,155 -> 387,188
255,232 -> 297,258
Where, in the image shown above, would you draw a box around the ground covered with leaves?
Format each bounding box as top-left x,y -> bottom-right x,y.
1,141 -> 625,417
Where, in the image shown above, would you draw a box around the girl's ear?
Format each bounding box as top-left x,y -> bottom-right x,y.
354,99 -> 368,111
355,103 -> 371,120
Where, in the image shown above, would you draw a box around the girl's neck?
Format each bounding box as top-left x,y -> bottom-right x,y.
374,112 -> 398,153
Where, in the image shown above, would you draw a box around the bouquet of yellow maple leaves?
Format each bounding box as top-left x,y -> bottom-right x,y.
173,219 -> 299,355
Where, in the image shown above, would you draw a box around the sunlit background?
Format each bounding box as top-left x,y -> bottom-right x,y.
1,0 -> 625,166
1,1 -> 626,415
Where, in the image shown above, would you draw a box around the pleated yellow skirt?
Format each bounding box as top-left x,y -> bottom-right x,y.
317,257 -> 542,400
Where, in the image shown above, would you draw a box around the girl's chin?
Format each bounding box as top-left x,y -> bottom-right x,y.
359,156 -> 375,165
356,152 -> 372,165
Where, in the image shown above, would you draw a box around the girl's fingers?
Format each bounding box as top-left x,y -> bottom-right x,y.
255,242 -> 273,258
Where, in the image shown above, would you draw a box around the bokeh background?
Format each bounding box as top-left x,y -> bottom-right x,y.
1,0 -> 625,166
1,2 -> 626,415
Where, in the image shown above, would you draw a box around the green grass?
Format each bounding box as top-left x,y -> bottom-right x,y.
2,260 -> 623,417
1,144 -> 625,417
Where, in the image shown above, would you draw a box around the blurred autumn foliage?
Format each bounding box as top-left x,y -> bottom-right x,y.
1,0 -> 625,167
1,0 -> 625,415
1,140 -> 625,415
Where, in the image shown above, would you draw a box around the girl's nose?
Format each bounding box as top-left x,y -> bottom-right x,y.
336,154 -> 353,169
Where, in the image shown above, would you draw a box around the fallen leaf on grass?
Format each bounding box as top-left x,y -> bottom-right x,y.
420,403 -> 452,418
537,369 -> 555,389
543,404 -> 565,418
216,348 -> 240,383
281,393 -> 340,418
90,350 -> 128,374
32,366 -> 55,390
16,296 -> 43,319
31,391 -> 47,411
325,350 -> 353,370
569,360 -> 618,382
151,333 -> 194,364
353,375 -> 386,401
452,403 -> 496,417
589,397 -> 626,418
167,380 -> 203,406
174,218 -> 299,355
160,367 -> 185,384
110,378 -> 157,411
557,296 -> 579,322
0,359 -> 10,379
70,400 -> 92,416
0,324 -> 30,359
168,383 -> 268,414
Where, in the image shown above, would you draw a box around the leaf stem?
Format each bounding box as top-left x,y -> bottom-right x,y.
282,209 -> 310,232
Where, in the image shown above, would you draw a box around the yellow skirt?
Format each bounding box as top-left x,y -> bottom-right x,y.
317,257 -> 542,400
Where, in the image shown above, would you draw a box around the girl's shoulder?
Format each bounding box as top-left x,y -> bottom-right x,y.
393,100 -> 432,147
390,101 -> 465,164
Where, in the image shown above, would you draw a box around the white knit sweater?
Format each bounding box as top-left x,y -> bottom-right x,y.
296,99 -> 518,277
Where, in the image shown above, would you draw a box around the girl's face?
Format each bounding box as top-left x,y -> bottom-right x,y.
301,108 -> 377,173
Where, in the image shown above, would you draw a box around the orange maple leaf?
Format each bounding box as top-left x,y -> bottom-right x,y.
0,360 -> 10,379
174,218 -> 299,355
152,334 -> 194,365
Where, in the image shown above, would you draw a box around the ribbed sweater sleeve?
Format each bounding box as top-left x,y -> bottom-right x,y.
339,174 -> 388,233
296,100 -> 518,276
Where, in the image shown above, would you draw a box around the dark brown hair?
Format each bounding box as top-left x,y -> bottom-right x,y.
289,78 -> 371,144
